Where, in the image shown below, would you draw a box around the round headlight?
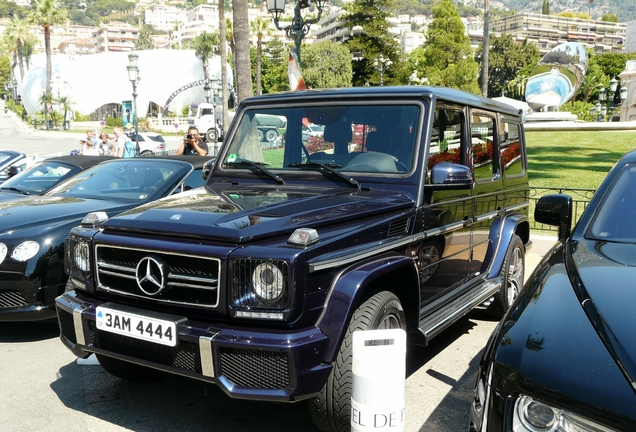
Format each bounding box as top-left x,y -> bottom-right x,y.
251,262 -> 284,301
74,242 -> 90,271
0,243 -> 7,263
12,241 -> 40,262
522,399 -> 557,430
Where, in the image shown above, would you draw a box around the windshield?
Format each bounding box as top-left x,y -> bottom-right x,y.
588,164 -> 636,242
222,104 -> 420,175
46,160 -> 185,202
0,161 -> 75,195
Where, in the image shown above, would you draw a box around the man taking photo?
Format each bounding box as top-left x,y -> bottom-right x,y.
177,126 -> 208,156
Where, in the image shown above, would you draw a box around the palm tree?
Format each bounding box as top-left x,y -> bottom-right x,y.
192,31 -> 219,83
250,16 -> 269,96
3,17 -> 32,81
233,0 -> 253,102
225,17 -> 237,96
218,0 -> 230,133
28,0 -> 67,96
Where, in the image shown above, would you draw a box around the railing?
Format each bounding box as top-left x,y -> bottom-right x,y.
529,186 -> 596,232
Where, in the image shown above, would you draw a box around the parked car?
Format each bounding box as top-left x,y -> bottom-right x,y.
0,155 -> 213,322
0,150 -> 29,184
125,131 -> 167,156
56,86 -> 529,432
302,123 -> 324,142
0,155 -> 116,201
469,149 -> 636,432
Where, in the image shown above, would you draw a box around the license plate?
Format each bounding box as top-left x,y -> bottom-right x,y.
96,306 -> 178,347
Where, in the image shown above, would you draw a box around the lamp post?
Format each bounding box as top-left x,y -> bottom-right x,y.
373,54 -> 392,86
126,52 -> 141,157
596,77 -> 628,122
12,78 -> 17,100
204,81 -> 211,103
266,0 -> 328,65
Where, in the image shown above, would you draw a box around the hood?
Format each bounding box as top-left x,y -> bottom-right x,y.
103,186 -> 414,243
569,239 -> 636,387
0,195 -> 135,235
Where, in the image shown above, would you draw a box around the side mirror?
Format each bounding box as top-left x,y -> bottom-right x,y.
202,158 -> 216,180
8,166 -> 22,178
428,162 -> 472,190
535,194 -> 572,241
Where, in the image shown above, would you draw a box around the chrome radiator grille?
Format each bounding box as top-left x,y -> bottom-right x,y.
96,245 -> 220,308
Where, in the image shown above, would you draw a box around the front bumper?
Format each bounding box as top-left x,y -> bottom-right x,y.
0,282 -> 60,321
55,290 -> 332,402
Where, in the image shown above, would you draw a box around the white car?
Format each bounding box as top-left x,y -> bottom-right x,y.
125,132 -> 167,156
302,124 -> 324,142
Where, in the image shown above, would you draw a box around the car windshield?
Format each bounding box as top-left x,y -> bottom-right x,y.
46,160 -> 185,202
588,164 -> 636,242
222,104 -> 420,175
0,161 -> 75,195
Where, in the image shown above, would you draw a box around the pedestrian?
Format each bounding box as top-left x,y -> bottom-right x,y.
79,140 -> 100,156
85,130 -> 98,147
176,126 -> 209,156
99,133 -> 115,156
113,126 -> 127,157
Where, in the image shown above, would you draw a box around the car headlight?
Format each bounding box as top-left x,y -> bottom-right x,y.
12,241 -> 40,262
73,241 -> 90,271
0,243 -> 7,264
252,262 -> 284,301
513,395 -> 617,432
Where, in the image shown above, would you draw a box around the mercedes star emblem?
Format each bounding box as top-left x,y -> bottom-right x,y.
136,256 -> 166,296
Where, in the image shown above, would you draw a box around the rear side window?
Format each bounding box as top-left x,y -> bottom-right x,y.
470,113 -> 496,182
499,120 -> 524,178
429,107 -> 465,171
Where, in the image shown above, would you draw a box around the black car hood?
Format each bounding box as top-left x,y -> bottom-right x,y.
0,195 -> 135,234
103,186 -> 414,243
569,239 -> 636,387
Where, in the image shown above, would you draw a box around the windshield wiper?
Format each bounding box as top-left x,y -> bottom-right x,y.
0,187 -> 29,195
225,159 -> 285,184
288,162 -> 359,188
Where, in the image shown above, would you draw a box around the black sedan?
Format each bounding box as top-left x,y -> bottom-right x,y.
0,155 -> 116,201
470,149 -> 636,431
0,155 -> 212,321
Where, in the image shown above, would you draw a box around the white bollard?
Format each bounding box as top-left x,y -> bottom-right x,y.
351,328 -> 406,432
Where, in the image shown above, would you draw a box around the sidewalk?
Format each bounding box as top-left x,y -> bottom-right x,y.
526,233 -> 558,280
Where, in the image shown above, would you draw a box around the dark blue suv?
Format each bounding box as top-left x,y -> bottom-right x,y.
56,86 -> 529,432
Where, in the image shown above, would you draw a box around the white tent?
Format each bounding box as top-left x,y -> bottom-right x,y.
17,50 -> 233,116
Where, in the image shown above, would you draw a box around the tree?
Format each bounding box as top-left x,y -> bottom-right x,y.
260,36 -> 289,94
135,24 -> 155,50
481,0 -> 489,97
250,15 -> 268,95
413,0 -> 480,94
302,40 -> 352,89
601,13 -> 619,22
192,31 -> 219,82
233,0 -> 252,103
542,0 -> 550,15
219,0 -> 230,132
28,0 -> 67,96
341,0 -> 401,86
476,34 -> 540,99
225,17 -> 237,98
3,17 -> 33,81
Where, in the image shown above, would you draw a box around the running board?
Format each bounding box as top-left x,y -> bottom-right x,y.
418,278 -> 502,342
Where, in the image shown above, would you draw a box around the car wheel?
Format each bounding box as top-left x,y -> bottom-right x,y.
96,354 -> 166,382
265,129 -> 278,143
206,129 -> 216,142
420,241 -> 442,284
489,234 -> 524,318
308,291 -> 406,432
257,130 -> 264,142
140,150 -> 153,156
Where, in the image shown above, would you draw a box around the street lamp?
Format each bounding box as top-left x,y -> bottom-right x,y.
204,81 -> 211,103
373,54 -> 392,86
55,74 -> 61,127
596,77 -> 628,122
266,0 -> 328,65
126,52 -> 140,157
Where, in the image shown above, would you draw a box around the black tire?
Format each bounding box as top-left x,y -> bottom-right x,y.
308,291 -> 406,432
257,129 -> 264,142
265,129 -> 278,143
96,354 -> 166,382
206,129 -> 216,142
489,234 -> 524,318
140,150 -> 153,156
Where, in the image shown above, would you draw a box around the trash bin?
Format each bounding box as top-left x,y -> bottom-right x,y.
351,328 -> 406,432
